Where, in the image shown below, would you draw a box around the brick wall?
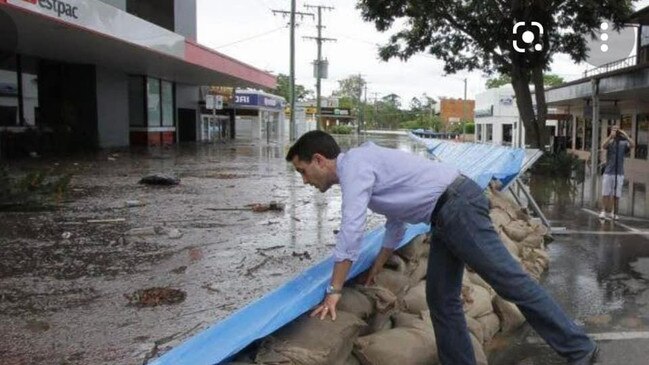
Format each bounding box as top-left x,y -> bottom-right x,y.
440,99 -> 475,126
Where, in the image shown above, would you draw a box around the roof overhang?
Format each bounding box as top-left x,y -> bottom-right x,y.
0,0 -> 275,89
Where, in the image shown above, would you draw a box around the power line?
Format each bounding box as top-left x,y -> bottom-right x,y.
213,26 -> 287,49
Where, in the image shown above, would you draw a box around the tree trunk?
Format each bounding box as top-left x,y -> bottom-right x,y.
510,64 -> 540,148
531,65 -> 550,149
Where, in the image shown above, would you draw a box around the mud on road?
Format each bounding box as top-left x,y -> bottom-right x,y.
0,135 -> 422,364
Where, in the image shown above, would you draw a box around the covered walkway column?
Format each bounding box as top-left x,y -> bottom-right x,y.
589,78 -> 600,207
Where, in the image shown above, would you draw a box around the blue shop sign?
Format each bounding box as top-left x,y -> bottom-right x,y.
235,92 -> 283,110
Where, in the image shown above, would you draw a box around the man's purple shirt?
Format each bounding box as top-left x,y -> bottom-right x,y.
333,142 -> 460,262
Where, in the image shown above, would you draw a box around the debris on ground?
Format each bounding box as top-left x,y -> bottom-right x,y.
125,200 -> 145,207
125,226 -> 164,236
249,201 -> 285,213
206,201 -> 286,213
124,287 -> 186,307
291,251 -> 312,261
138,174 -> 180,186
86,218 -> 126,224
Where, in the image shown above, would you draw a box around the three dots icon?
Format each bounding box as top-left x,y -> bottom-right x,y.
600,22 -> 609,53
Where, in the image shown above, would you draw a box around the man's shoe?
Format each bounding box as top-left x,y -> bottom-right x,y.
598,211 -> 607,219
613,214 -> 620,220
570,345 -> 600,365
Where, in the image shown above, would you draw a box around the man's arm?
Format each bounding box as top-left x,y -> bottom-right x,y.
601,132 -> 614,149
621,130 -> 635,149
364,219 -> 405,285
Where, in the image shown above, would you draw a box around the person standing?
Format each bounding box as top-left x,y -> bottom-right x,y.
599,125 -> 634,220
286,130 -> 598,365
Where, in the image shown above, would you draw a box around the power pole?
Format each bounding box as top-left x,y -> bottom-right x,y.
371,92 -> 380,129
362,82 -> 368,134
304,4 -> 335,131
462,77 -> 467,141
272,5 -> 314,141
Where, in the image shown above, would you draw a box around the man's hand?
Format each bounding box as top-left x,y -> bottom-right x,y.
363,265 -> 381,286
310,293 -> 341,320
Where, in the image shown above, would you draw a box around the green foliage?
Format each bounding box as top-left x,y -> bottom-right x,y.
531,151 -> 583,178
0,166 -> 72,207
356,0 -> 633,147
486,73 -> 565,89
329,125 -> 354,134
274,74 -> 313,102
464,123 -> 475,134
335,75 -> 366,101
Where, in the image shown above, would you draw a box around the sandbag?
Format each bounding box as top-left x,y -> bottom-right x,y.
521,232 -> 544,249
406,259 -> 428,285
255,311 -> 366,365
465,270 -> 494,298
366,310 -> 394,333
357,285 -> 398,313
470,333 -> 488,365
373,269 -> 410,298
402,281 -> 428,315
493,296 -> 525,333
489,207 -> 512,228
499,231 -> 521,258
384,254 -> 407,273
344,354 -> 361,365
476,312 -> 501,342
465,314 -> 485,344
462,284 -> 494,318
337,287 -> 374,320
502,220 -> 534,242
354,313 -> 438,365
396,234 -> 428,262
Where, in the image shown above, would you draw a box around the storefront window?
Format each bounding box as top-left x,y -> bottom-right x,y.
502,124 -> 513,145
486,124 -> 493,142
636,114 -> 649,159
147,77 -> 161,127
476,124 -> 482,142
621,115 -> 632,132
161,80 -> 173,127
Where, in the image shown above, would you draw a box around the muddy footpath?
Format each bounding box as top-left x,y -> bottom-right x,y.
0,135 -> 421,365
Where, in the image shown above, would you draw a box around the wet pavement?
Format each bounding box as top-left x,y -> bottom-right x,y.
0,134 -> 427,365
490,175 -> 649,364
2,134 -> 649,364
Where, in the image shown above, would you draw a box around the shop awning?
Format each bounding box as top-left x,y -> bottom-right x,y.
0,0 -> 275,89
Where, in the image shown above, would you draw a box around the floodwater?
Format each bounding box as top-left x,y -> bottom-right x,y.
490,174 -> 649,364
3,134 -> 648,365
0,133 -> 426,365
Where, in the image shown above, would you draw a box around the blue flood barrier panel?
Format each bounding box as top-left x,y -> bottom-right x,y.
151,137 -> 525,365
151,223 -> 430,365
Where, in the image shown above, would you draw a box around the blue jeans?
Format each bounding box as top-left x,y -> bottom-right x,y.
426,177 -> 595,365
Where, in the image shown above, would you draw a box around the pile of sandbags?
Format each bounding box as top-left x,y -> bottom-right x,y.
230,186 -> 552,365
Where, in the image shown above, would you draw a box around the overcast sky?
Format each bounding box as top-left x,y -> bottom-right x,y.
197,0 -> 649,105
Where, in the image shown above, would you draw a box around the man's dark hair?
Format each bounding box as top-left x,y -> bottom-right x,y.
285,130 -> 341,162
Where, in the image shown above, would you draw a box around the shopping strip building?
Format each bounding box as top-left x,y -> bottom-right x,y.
546,6 -> 649,217
0,0 -> 276,156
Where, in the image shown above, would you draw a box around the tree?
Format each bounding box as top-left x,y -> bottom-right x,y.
486,73 -> 565,88
335,74 -> 366,101
274,74 -> 313,102
357,0 -> 634,148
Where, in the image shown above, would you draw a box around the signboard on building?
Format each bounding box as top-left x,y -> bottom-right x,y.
7,0 -> 185,57
235,92 -> 284,110
320,107 -> 351,116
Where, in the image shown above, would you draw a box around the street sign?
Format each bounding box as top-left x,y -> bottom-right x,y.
215,95 -> 223,110
206,94 -> 215,110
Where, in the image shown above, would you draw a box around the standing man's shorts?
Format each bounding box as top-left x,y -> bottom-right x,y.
602,174 -> 624,197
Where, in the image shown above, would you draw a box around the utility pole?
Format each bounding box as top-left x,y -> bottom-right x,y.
272,5 -> 313,141
371,92 -> 380,129
362,82 -> 368,134
462,77 -> 467,141
304,4 -> 335,131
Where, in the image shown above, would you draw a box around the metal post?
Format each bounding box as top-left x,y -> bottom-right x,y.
16,54 -> 25,126
289,0 -> 296,140
316,6 -> 322,131
462,77 -> 467,141
589,78 -> 601,207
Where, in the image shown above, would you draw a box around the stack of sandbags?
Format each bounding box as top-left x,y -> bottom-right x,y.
232,187 -> 553,364
487,185 -> 551,281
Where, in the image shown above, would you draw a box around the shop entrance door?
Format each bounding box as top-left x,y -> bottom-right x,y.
200,115 -> 229,142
